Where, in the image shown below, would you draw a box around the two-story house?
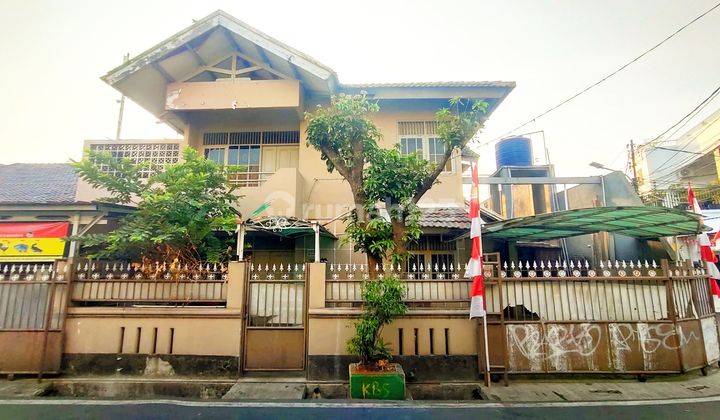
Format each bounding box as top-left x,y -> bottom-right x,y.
76,10 -> 514,269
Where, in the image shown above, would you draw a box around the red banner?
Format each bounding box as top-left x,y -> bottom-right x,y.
0,222 -> 70,238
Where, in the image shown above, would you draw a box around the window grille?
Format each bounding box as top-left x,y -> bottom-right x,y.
262,131 -> 300,144
204,131 -> 299,146
229,132 -> 262,145
398,121 -> 426,136
202,132 -> 229,145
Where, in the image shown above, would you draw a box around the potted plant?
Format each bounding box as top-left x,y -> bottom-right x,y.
347,274 -> 407,400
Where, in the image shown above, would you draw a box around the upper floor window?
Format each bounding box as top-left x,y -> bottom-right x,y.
398,121 -> 453,172
202,131 -> 299,187
204,148 -> 225,165
400,138 -> 423,156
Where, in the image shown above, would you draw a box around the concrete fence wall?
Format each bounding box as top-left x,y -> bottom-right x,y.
2,259 -> 719,382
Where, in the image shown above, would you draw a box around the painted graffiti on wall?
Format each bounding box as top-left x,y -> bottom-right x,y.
507,323 -> 603,372
506,321 -> 707,373
608,323 -> 699,371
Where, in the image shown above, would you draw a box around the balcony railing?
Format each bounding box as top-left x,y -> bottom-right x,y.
227,170 -> 274,187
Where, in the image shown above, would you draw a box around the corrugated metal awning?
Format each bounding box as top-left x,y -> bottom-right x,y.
482,206 -> 706,241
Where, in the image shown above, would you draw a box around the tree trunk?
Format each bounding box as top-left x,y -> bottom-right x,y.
391,217 -> 408,264
367,253 -> 381,279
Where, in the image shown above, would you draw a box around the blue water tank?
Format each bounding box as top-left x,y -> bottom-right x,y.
495,136 -> 533,168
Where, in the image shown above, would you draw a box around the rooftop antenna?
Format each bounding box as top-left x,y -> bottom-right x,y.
115,53 -> 130,140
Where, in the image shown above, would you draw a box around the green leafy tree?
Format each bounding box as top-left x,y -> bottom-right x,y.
72,148 -> 240,264
306,95 -> 487,266
346,275 -> 407,367
306,94 -> 385,273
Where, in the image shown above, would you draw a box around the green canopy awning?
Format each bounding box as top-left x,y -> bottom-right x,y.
482,206 -> 706,241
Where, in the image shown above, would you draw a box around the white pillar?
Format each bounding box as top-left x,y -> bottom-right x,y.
67,214 -> 80,258
236,223 -> 246,260
312,222 -> 320,263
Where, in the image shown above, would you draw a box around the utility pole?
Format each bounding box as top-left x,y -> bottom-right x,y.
115,53 -> 130,140
629,139 -> 638,193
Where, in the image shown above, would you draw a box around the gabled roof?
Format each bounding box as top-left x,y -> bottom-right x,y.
101,10 -> 515,133
103,10 -> 337,89
0,164 -> 77,204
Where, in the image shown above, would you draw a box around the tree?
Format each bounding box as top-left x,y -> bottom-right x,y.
305,94 -> 385,273
72,148 -> 239,264
346,275 -> 407,368
306,95 -> 487,267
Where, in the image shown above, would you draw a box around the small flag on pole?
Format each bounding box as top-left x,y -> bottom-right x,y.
688,184 -> 720,310
467,161 -> 486,319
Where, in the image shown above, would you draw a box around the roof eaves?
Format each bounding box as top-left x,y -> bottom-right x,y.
102,10 -> 337,87
342,81 -> 516,89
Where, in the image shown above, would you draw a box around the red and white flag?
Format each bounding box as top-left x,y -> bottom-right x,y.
688,185 -> 720,310
466,161 -> 486,318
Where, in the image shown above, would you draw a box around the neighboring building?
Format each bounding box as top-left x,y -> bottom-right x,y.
0,163 -> 132,264
635,107 -> 720,200
76,10 -> 515,268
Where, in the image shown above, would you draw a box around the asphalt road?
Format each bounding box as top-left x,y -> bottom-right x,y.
0,396 -> 718,419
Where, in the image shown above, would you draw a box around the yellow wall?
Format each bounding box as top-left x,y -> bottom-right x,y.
64,308 -> 242,356
307,314 -> 476,356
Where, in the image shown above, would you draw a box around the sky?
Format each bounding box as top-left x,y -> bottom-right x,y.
1,0 -> 720,178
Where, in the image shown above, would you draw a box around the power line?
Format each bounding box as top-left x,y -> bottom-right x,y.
474,1 -> 720,147
643,83 -> 720,149
645,106 -> 720,177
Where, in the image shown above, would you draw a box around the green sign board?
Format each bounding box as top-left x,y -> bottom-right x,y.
349,363 -> 405,400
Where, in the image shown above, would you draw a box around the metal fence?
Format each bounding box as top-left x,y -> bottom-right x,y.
0,263 -> 69,330
70,261 -> 228,306
0,262 -> 71,375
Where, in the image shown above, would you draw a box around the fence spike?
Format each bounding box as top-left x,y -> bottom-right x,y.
629,260 -> 635,269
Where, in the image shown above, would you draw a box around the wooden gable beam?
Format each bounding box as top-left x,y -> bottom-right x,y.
177,54 -> 234,82
184,44 -> 207,66
233,51 -> 291,80
152,62 -> 175,83
220,27 -> 290,80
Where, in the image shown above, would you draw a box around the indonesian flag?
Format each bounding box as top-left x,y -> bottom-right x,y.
688,185 -> 720,310
466,161 -> 486,318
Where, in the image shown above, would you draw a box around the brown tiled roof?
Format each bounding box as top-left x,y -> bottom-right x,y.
418,206 -> 504,229
418,207 -> 469,229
